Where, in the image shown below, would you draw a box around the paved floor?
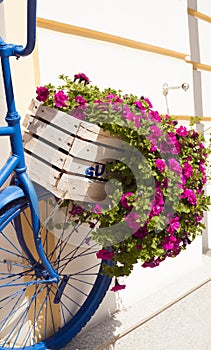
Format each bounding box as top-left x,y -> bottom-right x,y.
111,281 -> 211,350
64,255 -> 211,350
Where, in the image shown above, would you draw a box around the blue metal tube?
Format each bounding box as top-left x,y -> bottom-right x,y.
1,56 -> 16,113
1,56 -> 27,171
18,172 -> 59,281
0,125 -> 14,135
0,0 -> 58,281
0,155 -> 19,187
13,0 -> 37,57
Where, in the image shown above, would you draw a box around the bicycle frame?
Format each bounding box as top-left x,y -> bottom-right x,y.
0,0 -> 58,282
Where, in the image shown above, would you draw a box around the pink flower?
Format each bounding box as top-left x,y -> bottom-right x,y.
150,125 -> 162,137
111,279 -> 126,292
93,203 -> 102,214
180,188 -> 197,205
96,249 -> 115,260
36,86 -> 49,102
148,110 -> 161,123
149,188 -> 164,217
172,140 -> 181,154
162,235 -> 181,251
150,145 -> 158,152
124,112 -> 141,128
69,205 -> 83,216
148,134 -> 158,146
199,160 -> 206,174
166,132 -> 177,145
75,95 -> 86,105
176,125 -> 189,137
74,73 -> 90,84
134,225 -> 148,238
125,212 -> 140,231
168,158 -> 182,175
143,97 -> 153,108
155,159 -> 166,172
107,93 -> 122,103
166,216 -> 180,234
142,258 -> 162,268
134,101 -> 146,111
183,162 -> 193,178
121,192 -> 134,210
54,90 -> 68,107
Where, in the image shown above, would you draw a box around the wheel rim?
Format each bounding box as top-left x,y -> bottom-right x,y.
0,193 -> 111,349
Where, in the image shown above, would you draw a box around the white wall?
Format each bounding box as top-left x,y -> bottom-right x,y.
0,0 -> 210,317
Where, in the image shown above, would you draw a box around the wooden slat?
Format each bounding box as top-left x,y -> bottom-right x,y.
37,18 -> 188,61
188,8 -> 211,24
57,173 -> 109,202
78,123 -> 124,148
23,133 -> 66,169
25,153 -> 60,190
23,115 -> 74,152
28,99 -> 81,135
69,137 -> 123,163
63,156 -> 107,179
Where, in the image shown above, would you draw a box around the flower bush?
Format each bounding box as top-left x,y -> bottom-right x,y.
36,73 -> 210,290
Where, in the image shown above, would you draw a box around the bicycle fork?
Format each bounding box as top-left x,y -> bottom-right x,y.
0,42 -> 59,284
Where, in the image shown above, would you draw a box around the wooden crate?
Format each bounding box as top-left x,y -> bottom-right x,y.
23,100 -> 124,203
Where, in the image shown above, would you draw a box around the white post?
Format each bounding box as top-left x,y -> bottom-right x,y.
187,0 -> 209,253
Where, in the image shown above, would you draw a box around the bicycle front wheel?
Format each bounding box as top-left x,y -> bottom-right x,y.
0,186 -> 111,349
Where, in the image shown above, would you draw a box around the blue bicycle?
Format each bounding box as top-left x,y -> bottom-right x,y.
0,1 -> 111,348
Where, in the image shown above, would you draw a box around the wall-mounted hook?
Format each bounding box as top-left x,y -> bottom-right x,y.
162,82 -> 190,114
162,82 -> 189,96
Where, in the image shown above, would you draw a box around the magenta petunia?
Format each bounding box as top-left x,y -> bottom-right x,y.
168,158 -> 182,175
134,225 -> 148,239
155,159 -> 166,172
150,125 -> 162,137
125,212 -> 140,231
180,188 -> 197,205
74,73 -> 90,84
54,90 -> 68,107
36,86 -> 49,102
148,110 -> 161,123
69,205 -> 83,216
93,203 -> 102,214
183,162 -> 193,178
134,101 -> 146,110
176,125 -> 189,137
75,95 -> 87,105
106,93 -> 123,103
142,258 -> 162,268
143,97 -> 153,108
96,249 -> 115,260
162,234 -> 181,251
121,192 -> 134,210
166,216 -> 180,234
111,282 -> 126,292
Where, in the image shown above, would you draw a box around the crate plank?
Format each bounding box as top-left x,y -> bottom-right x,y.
23,100 -> 123,201
23,133 -> 67,170
77,124 -> 124,148
23,116 -> 74,152
28,99 -> 81,135
57,173 -> 108,202
25,153 -> 60,194
63,156 -> 107,179
69,137 -> 123,163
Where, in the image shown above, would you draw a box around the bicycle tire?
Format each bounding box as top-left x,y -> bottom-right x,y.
0,185 -> 111,349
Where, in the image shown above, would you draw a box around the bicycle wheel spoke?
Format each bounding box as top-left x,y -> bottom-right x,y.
0,190 -> 111,349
